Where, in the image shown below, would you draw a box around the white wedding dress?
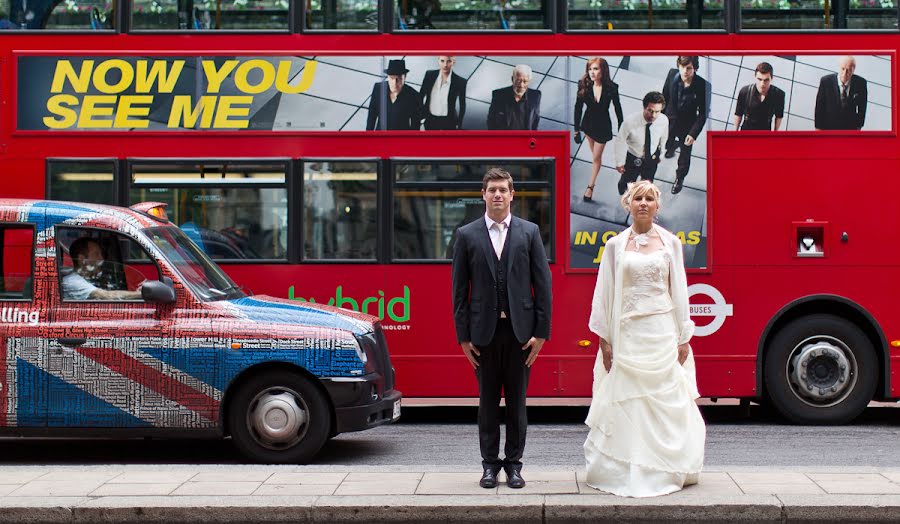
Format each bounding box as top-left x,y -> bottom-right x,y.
584,235 -> 706,497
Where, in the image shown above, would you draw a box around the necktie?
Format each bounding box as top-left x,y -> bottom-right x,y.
841,83 -> 849,108
491,222 -> 506,259
643,123 -> 652,160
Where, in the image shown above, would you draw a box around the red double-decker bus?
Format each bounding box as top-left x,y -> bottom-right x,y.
0,0 -> 898,424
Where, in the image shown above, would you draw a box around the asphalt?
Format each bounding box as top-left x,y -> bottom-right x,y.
2,465 -> 900,522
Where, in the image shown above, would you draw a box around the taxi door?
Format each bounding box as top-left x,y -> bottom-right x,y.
45,226 -> 169,428
0,214 -> 46,429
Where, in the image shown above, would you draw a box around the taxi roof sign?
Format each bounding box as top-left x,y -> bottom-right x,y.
130,202 -> 169,222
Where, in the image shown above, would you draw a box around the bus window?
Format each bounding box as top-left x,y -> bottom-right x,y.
302,160 -> 378,261
304,0 -> 378,30
567,0 -> 725,30
392,160 -> 553,261
131,0 -> 289,30
0,226 -> 35,301
47,160 -> 116,204
1,0 -> 113,29
395,0 -> 550,30
129,161 -> 288,261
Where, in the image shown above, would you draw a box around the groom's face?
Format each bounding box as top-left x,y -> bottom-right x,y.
483,179 -> 514,215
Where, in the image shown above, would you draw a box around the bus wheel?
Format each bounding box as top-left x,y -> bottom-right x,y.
228,370 -> 331,464
764,314 -> 877,425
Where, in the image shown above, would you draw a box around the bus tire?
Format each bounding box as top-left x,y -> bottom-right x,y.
764,314 -> 876,425
228,370 -> 331,464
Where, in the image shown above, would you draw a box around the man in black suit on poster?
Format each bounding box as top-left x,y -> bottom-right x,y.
815,55 -> 868,131
420,56 -> 468,130
487,65 -> 542,130
661,56 -> 709,195
366,59 -> 423,130
451,168 -> 552,490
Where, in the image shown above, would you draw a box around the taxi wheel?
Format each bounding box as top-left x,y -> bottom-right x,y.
764,314 -> 877,425
228,370 -> 331,464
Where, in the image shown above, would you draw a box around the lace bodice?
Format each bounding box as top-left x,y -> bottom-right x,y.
621,249 -> 673,317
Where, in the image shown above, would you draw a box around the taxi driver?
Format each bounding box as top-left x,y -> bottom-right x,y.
62,237 -> 142,301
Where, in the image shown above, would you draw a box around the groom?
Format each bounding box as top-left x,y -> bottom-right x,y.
451,168 -> 552,489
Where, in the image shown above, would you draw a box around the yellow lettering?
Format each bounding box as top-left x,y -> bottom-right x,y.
601,230 -> 618,243
77,95 -> 116,128
114,95 -> 153,128
42,94 -> 78,129
136,60 -> 184,93
50,60 -> 93,94
202,60 -> 239,94
275,60 -> 317,94
213,96 -> 251,129
687,230 -> 701,245
92,59 -> 134,94
676,231 -> 687,244
168,96 -> 216,128
233,59 -> 275,95
592,246 -> 604,264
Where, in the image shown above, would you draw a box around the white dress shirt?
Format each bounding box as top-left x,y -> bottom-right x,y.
429,73 -> 452,117
614,111 -> 669,167
484,212 -> 511,259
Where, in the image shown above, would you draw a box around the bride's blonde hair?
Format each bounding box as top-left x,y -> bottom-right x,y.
620,180 -> 662,212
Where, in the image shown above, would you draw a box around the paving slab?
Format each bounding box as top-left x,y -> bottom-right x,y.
334,472 -> 423,496
170,481 -> 263,496
8,480 -> 108,497
0,470 -> 50,484
253,484 -> 338,496
89,483 -> 182,497
265,472 -> 347,485
415,473 -> 497,495
814,480 -> 900,495
191,471 -> 275,482
108,471 -> 197,484
729,471 -> 814,485
738,483 -> 826,495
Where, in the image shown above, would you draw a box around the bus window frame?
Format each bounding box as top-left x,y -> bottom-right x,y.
0,223 -> 38,304
126,0 -> 295,33
298,157 -> 382,264
127,157 -> 292,264
388,156 -> 556,265
45,157 -> 121,205
298,0 -> 383,32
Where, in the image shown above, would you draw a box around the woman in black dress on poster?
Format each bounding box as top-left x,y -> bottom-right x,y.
574,57 -> 624,201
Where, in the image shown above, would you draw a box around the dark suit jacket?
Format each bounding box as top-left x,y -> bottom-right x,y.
366,82 -> 423,131
814,73 -> 867,130
661,68 -> 709,139
451,216 -> 552,346
487,87 -> 541,131
420,70 -> 467,129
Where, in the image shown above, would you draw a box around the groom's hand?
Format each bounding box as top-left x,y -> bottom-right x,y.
460,341 -> 480,368
522,337 -> 545,367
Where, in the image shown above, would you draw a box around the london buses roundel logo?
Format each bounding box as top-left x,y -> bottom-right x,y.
688,284 -> 733,337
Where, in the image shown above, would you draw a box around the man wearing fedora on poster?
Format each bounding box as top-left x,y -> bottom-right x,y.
367,59 -> 424,131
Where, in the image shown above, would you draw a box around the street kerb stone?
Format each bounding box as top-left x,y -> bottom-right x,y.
0,506 -> 74,524
544,493 -> 783,523
779,494 -> 900,522
311,495 -> 544,523
73,496 -> 317,523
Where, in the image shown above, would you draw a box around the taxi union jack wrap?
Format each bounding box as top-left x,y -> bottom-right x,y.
0,199 -> 400,463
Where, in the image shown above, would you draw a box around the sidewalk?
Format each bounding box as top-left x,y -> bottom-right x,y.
2,464 -> 900,522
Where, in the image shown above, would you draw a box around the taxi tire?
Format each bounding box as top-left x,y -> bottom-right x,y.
228,370 -> 331,464
764,314 -> 876,425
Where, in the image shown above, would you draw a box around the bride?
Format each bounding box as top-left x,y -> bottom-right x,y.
585,180 -> 706,497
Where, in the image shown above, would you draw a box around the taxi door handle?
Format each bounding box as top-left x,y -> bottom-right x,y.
57,338 -> 87,347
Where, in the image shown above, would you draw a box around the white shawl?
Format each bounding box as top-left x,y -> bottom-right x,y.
588,224 -> 695,349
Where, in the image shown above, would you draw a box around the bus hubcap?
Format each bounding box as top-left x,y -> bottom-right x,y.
788,337 -> 856,406
248,388 -> 308,449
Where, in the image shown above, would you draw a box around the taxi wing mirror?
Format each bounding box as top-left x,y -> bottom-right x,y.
142,279 -> 176,304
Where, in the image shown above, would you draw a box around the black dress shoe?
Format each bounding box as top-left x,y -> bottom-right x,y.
664,149 -> 676,159
480,467 -> 499,488
506,468 -> 525,489
671,177 -> 684,194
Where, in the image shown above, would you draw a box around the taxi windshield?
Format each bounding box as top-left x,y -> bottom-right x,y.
142,226 -> 246,302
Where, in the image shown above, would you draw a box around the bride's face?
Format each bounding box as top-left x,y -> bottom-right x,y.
629,191 -> 658,224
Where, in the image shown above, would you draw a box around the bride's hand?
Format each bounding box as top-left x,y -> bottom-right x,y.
600,340 -> 613,372
677,343 -> 690,365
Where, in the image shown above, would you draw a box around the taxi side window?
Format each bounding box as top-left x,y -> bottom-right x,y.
56,228 -> 159,302
0,225 -> 35,301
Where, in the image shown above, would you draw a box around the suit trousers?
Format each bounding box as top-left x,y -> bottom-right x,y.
665,120 -> 694,180
618,152 -> 659,195
475,317 -> 530,471
425,115 -> 459,130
